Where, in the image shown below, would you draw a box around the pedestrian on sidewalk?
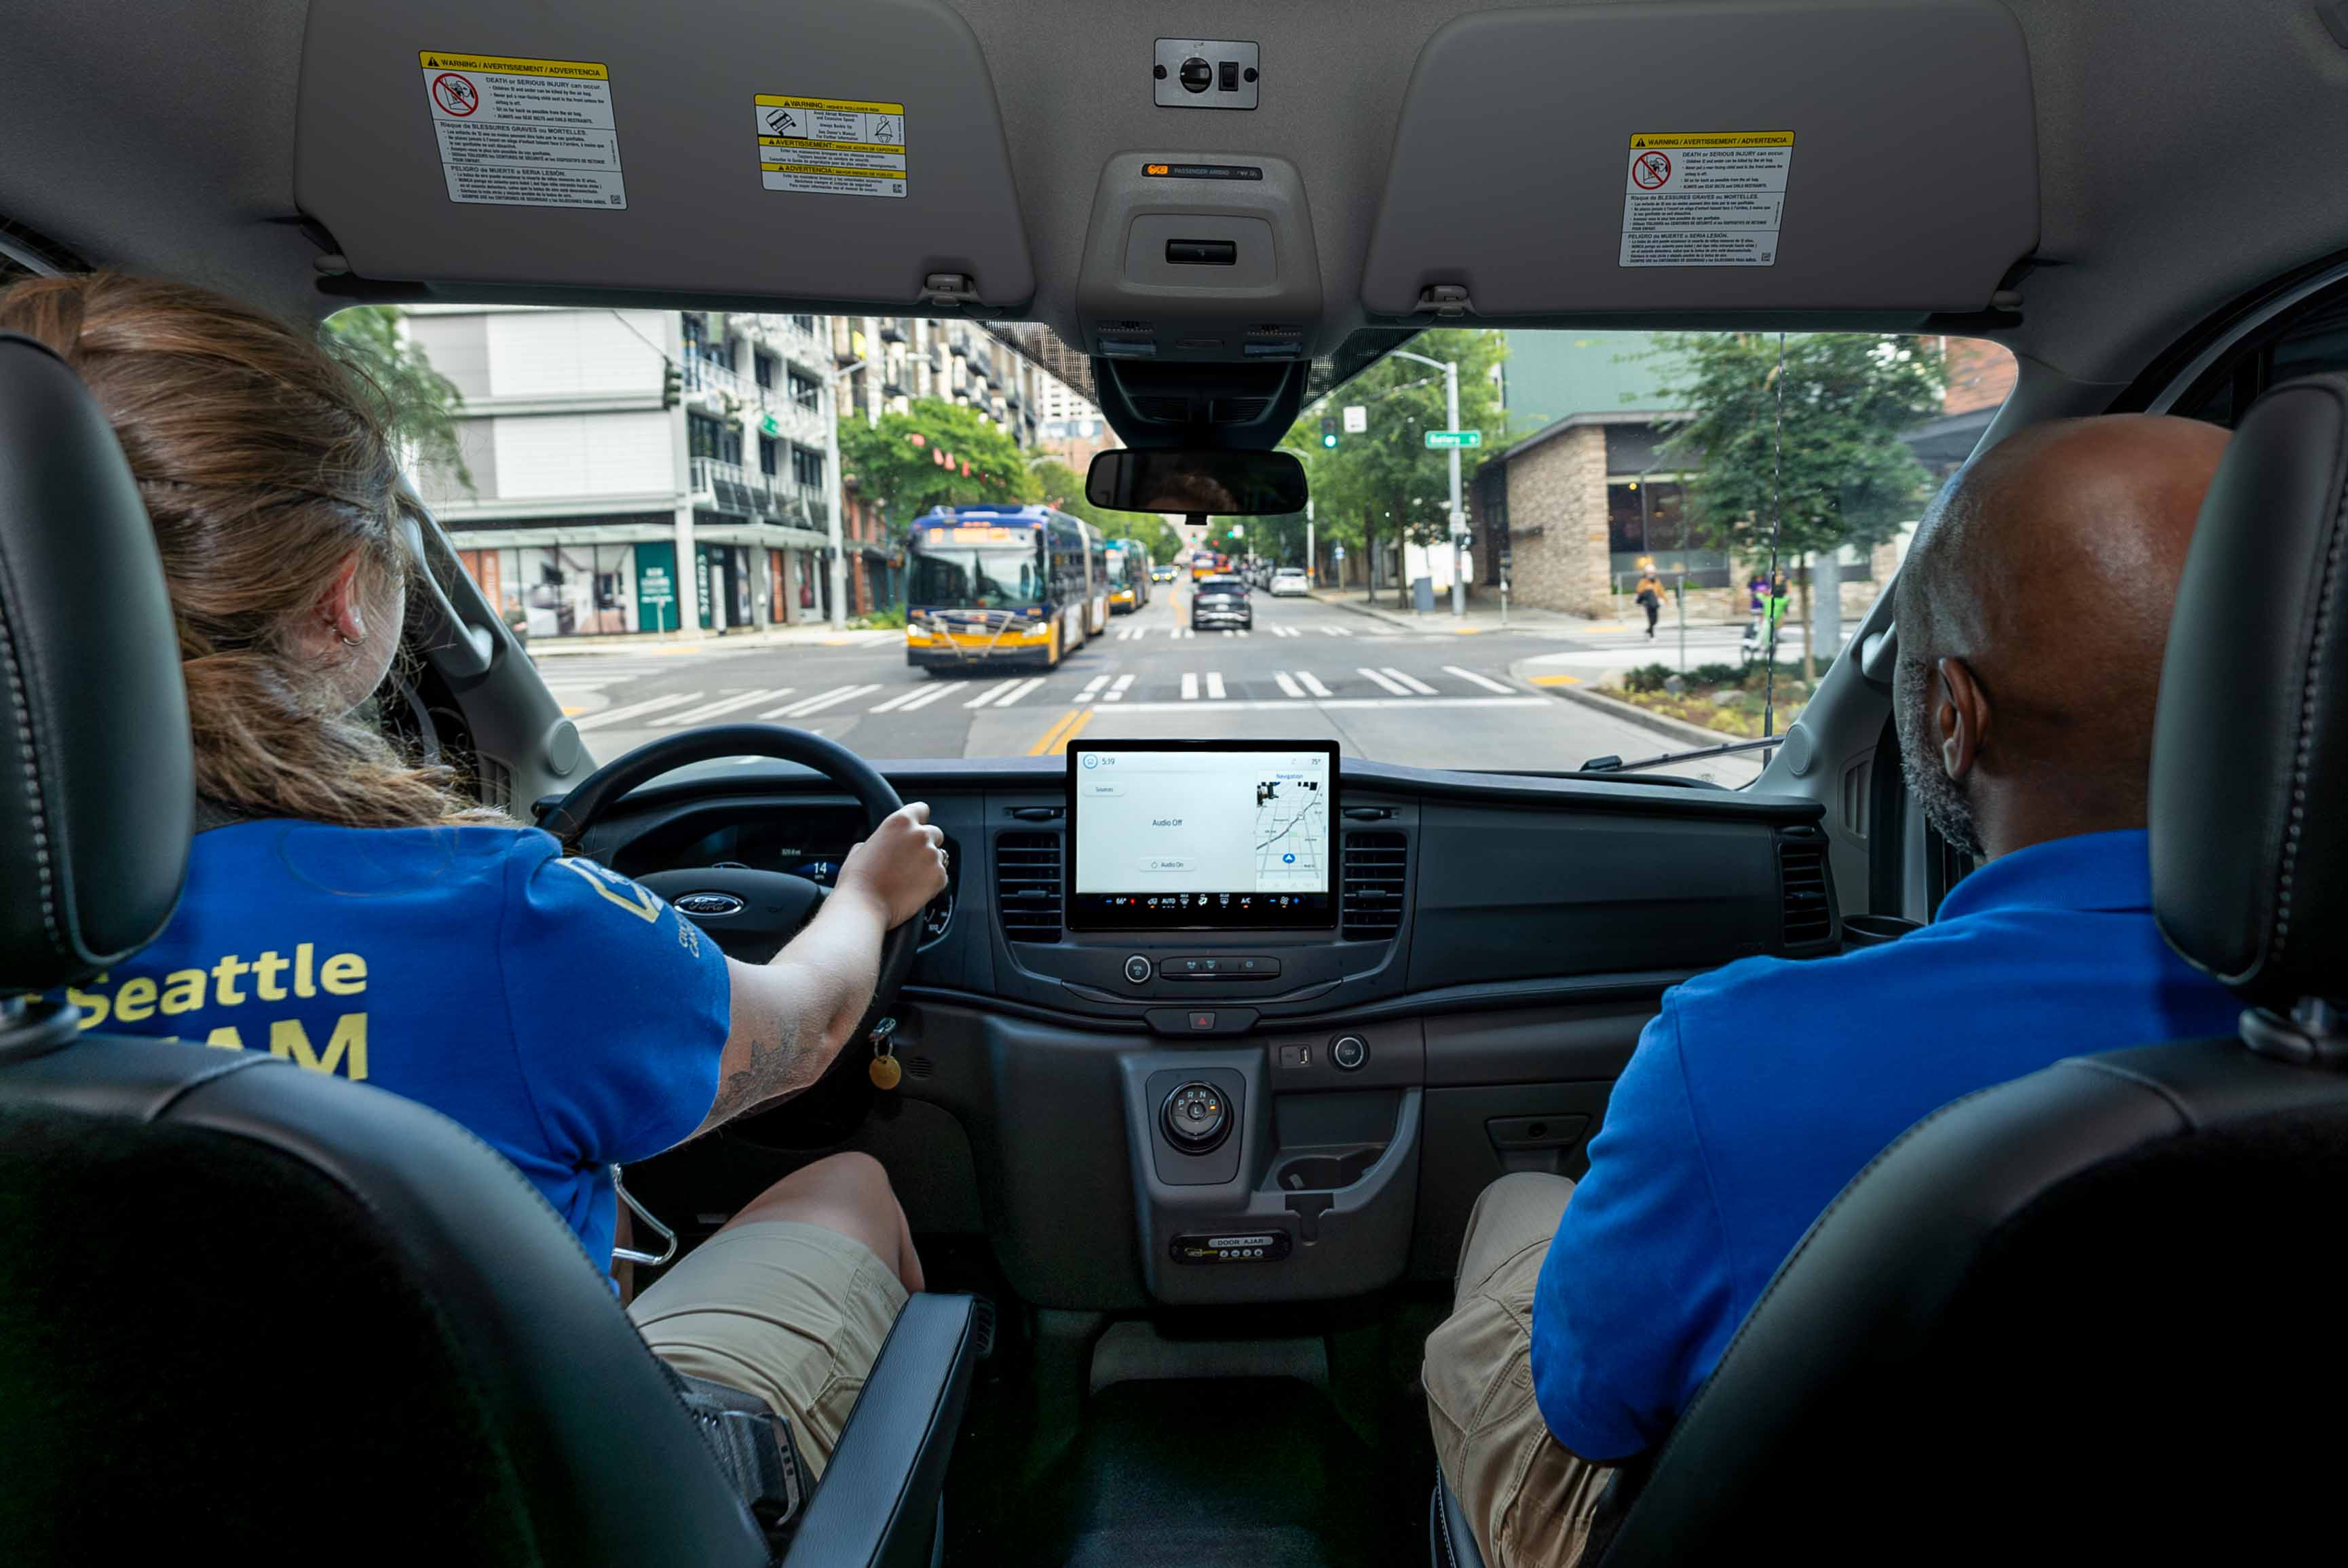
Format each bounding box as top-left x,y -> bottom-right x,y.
1635,565 -> 1665,639
1766,568 -> 1792,657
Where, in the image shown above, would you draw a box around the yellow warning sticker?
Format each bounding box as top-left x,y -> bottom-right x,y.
1620,130 -> 1794,268
419,50 -> 625,209
752,94 -> 907,199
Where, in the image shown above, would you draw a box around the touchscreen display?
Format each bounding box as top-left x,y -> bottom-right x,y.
1067,741 -> 1338,930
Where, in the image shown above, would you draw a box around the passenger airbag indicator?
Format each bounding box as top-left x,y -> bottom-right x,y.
1171,1231 -> 1292,1264
1142,164 -> 1264,181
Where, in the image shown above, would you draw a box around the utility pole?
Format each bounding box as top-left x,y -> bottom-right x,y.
822,356 -> 871,631
1387,348 -> 1468,617
1305,497 -> 1315,586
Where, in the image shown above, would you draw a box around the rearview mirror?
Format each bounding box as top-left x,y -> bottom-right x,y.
1085,448 -> 1307,516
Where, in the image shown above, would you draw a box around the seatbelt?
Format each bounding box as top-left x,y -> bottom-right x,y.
658,1359 -> 810,1551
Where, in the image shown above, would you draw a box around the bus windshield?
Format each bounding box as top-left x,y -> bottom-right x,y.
909,543 -> 1042,609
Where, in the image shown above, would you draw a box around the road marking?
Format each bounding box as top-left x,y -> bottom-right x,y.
963,681 -> 1014,708
1529,672 -> 1583,687
1274,672 -> 1303,697
1322,627 -> 1352,637
1357,667 -> 1409,695
993,676 -> 1047,707
1205,672 -> 1228,700
1078,674 -> 1109,700
570,691 -> 703,730
654,689 -> 793,725
1295,670 -> 1333,697
1027,706 -> 1096,756
1105,673 -> 1134,702
561,704 -> 584,716
869,684 -> 944,712
1271,626 -> 1302,638
1382,666 -> 1439,694
1107,695 -> 1549,715
1171,626 -> 1193,640
1180,672 -> 1199,701
1443,665 -> 1517,694
766,683 -> 880,718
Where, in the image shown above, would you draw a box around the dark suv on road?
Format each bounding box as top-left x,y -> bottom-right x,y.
1190,573 -> 1252,631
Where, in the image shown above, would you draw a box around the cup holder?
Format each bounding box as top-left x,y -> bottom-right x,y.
1275,1148 -> 1378,1192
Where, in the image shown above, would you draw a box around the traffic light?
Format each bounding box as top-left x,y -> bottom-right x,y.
660,362 -> 682,410
1319,415 -> 1338,448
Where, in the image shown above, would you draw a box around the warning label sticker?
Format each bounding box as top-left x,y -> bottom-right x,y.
755,95 -> 907,199
418,52 -> 626,210
1618,132 -> 1794,268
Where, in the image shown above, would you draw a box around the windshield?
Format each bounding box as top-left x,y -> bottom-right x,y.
371,311 -> 2009,784
909,546 -> 1041,610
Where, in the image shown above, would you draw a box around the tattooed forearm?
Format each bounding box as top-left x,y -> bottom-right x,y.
695,1010 -> 822,1135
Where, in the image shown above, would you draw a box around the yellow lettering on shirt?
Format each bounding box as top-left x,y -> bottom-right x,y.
113,976 -> 158,1022
554,857 -> 662,923
295,942 -> 316,999
253,950 -> 290,1001
205,1025 -> 244,1051
67,982 -> 110,1029
270,1014 -> 367,1080
159,970 -> 207,1014
320,952 -> 366,996
211,955 -> 248,1006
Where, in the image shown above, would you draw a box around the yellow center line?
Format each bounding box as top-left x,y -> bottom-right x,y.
1027,706 -> 1096,756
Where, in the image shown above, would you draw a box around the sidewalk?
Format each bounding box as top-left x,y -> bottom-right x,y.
1308,586 -> 1739,638
523,623 -> 898,657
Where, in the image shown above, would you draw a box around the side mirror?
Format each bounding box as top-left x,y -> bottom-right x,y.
1086,448 -> 1308,516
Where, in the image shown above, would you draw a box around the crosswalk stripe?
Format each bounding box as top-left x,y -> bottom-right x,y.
1180,672 -> 1199,701
1357,667 -> 1409,695
1295,670 -> 1333,697
571,691 -> 702,731
654,689 -> 791,725
869,684 -> 940,712
1079,674 -> 1110,699
766,684 -> 879,718
1443,664 -> 1516,694
1382,666 -> 1439,695
1323,627 -> 1352,637
1274,672 -> 1303,697
1205,672 -> 1227,700
1171,626 -> 1193,640
873,683 -> 954,713
993,676 -> 1047,707
1105,674 -> 1134,702
964,681 -> 1014,709
1272,626 -> 1302,637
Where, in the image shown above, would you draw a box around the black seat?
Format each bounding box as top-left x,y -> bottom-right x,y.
1433,376 -> 2348,1567
0,330 -> 974,1567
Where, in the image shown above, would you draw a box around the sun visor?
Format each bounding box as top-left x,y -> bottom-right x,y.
1359,1 -> 2037,319
293,0 -> 1034,310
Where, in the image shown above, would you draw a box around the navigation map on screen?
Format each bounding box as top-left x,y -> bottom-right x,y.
1068,742 -> 1337,929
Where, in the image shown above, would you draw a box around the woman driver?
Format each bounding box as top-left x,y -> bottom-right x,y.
4,273 -> 947,1478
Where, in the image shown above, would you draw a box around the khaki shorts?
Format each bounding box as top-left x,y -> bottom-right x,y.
628,1219 -> 908,1480
1424,1172 -> 1613,1568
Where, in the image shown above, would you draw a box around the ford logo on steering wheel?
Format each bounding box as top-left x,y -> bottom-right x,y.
675,892 -> 746,917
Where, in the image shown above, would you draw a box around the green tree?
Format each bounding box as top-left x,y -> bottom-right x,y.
324,306 -> 472,491
1281,328 -> 1509,605
1652,333 -> 1944,676
838,399 -> 1036,525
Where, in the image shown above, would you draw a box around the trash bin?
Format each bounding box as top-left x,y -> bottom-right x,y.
1412,575 -> 1435,613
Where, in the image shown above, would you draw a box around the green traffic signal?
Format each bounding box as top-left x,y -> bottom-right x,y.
1319,415 -> 1338,448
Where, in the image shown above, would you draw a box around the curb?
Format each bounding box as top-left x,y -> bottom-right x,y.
1548,683 -> 1742,750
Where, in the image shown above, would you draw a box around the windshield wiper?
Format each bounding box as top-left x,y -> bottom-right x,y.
1578,733 -> 1787,776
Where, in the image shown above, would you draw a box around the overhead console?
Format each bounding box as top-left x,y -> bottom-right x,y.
1359,0 -> 2039,320
293,0 -> 1034,311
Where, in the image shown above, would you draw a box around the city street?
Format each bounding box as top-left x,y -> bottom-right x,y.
537,586 -> 1766,786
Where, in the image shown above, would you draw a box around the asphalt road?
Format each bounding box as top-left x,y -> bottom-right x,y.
536,587 -> 1765,786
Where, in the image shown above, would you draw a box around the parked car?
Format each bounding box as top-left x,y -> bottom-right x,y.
1270,567 -> 1310,597
1189,573 -> 1253,630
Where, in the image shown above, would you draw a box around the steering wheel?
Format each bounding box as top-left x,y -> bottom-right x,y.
540,723 -> 922,1043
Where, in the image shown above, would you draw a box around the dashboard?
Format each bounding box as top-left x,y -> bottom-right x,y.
577,748 -> 1840,1314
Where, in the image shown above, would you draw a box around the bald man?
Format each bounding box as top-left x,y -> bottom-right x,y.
1424,416 -> 2247,1568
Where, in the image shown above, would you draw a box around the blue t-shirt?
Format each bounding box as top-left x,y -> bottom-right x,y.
1529,829 -> 2241,1461
62,821 -> 732,1278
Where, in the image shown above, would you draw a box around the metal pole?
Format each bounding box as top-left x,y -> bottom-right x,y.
1445,358 -> 1464,617
1305,497 -> 1315,587
822,375 -> 847,629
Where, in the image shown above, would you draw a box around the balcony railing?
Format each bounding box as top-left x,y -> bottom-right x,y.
683,357 -> 749,402
691,457 -> 830,531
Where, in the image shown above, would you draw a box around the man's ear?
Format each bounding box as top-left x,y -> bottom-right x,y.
1935,656 -> 1988,781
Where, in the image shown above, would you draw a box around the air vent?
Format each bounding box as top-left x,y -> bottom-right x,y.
1341,831 -> 1408,938
1130,394 -> 1190,422
1777,833 -> 1834,946
1210,396 -> 1273,422
996,832 -> 1063,941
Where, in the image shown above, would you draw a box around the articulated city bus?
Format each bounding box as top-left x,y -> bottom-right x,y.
904,505 -> 1097,673
1191,550 -> 1231,581
1105,538 -> 1151,613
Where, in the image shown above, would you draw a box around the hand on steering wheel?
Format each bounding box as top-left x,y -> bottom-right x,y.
539,723 -> 931,1062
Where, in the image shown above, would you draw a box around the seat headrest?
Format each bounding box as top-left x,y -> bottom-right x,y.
2152,375 -> 2348,1014
0,332 -> 190,995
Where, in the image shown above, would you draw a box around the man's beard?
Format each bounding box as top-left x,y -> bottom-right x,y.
1893,656 -> 1986,860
